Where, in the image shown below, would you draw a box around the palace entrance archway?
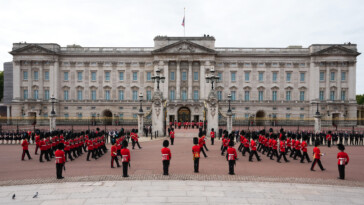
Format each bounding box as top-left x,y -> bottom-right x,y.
102,109 -> 113,125
256,110 -> 265,126
178,107 -> 191,122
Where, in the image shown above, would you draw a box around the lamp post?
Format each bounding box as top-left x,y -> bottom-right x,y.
205,68 -> 220,90
139,92 -> 144,112
227,93 -> 232,113
151,68 -> 165,90
315,102 -> 320,116
50,96 -> 56,115
49,96 -> 57,131
314,102 -> 322,134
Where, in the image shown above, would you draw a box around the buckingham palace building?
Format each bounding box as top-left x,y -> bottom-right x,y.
6,36 -> 360,126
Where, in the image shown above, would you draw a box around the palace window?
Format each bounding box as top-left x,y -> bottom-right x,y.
272,72 -> 277,82
341,90 -> 346,101
319,90 -> 324,101
44,71 -> 49,81
330,91 -> 335,101
23,89 -> 28,99
300,91 -> 305,101
218,72 -> 222,82
34,71 -> 39,81
78,113 -> 82,119
64,72 -> 69,81
64,113 -> 69,119
286,72 -> 291,82
286,114 -> 291,119
77,90 -> 83,100
320,72 -> 325,81
105,90 -> 110,100
330,72 -> 335,81
182,90 -> 187,100
119,90 -> 124,100
132,72 -> 138,81
258,91 -> 263,101
44,90 -> 49,100
64,90 -> 69,100
245,72 -> 250,81
33,89 -> 38,100
300,114 -> 304,120
105,72 -> 110,81
244,91 -> 250,101
231,72 -> 236,82
341,72 -> 346,81
170,72 -> 175,81
259,72 -> 264,82
272,91 -> 277,101
147,90 -> 152,101
91,72 -> 96,81
77,72 -> 83,81
194,72 -> 198,81
182,72 -> 187,81
147,72 -> 151,81
91,90 -> 96,101
170,90 -> 175,100
286,91 -> 291,101
119,72 -> 124,81
300,73 -> 305,82
193,90 -> 199,100
23,71 -> 28,80
217,91 -> 222,100
132,90 -> 138,101
231,91 -> 236,101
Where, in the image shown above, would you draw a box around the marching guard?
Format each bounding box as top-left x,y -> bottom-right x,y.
192,137 -> 201,173
161,140 -> 172,175
21,136 -> 32,160
226,139 -> 237,175
310,141 -> 326,171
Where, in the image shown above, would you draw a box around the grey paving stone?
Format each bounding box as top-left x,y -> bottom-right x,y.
167,196 -> 207,203
40,199 -> 86,205
84,197 -> 127,204
186,190 -> 225,197
109,191 -> 149,197
127,196 -> 167,203
206,196 -> 248,204
149,190 -> 186,197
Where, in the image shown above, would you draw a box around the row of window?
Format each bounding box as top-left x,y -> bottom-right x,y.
169,71 -> 199,81
69,71 -> 143,82
23,90 -> 50,100
169,90 -> 200,100
22,71 -> 49,81
229,72 -> 304,83
63,113 -> 139,119
319,90 -> 346,101
319,71 -> 347,81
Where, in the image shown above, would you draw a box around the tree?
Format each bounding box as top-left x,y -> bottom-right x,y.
357,94 -> 364,105
0,71 -> 3,102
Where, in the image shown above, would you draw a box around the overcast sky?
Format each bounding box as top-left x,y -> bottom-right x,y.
0,0 -> 363,93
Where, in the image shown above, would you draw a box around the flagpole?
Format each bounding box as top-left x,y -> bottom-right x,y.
184,7 -> 185,37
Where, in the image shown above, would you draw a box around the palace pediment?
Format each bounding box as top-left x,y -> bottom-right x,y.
10,44 -> 59,55
152,40 -> 216,55
312,45 -> 360,56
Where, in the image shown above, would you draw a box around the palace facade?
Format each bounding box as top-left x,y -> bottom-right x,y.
7,36 -> 360,126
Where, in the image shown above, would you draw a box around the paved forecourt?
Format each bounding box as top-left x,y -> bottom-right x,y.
1,180 -> 364,205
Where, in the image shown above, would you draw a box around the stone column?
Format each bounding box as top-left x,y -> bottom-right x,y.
188,61 -> 192,99
49,113 -> 56,131
200,62 -> 206,99
227,111 -> 233,134
7,106 -> 10,125
137,111 -> 144,137
206,90 -> 219,137
176,61 -> 181,99
152,90 -> 165,137
163,61 -> 169,99
39,61 -> 44,100
13,61 -> 21,100
314,114 -> 321,134
348,63 -> 356,101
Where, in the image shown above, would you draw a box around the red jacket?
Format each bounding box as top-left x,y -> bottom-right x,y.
313,147 -> 321,159
337,152 -> 349,165
227,147 -> 237,160
161,147 -> 171,161
210,132 -> 215,138
120,148 -> 131,162
250,140 -> 257,151
272,140 -> 277,150
111,145 -> 117,157
295,141 -> 301,150
280,141 -> 286,153
21,140 -> 29,150
35,135 -> 40,146
243,138 -> 249,148
64,141 -> 70,151
40,140 -> 46,151
301,141 -> 307,152
55,149 -> 65,164
326,134 -> 332,141
192,145 -> 201,158
170,131 -> 175,139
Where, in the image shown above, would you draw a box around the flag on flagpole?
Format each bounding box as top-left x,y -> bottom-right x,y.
181,16 -> 185,27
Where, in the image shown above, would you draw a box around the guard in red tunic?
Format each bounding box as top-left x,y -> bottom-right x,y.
277,135 -> 289,163
55,143 -> 66,179
35,134 -> 40,155
310,141 -> 326,171
270,135 -> 278,160
226,139 -> 237,175
192,137 -> 201,173
249,135 -> 261,162
242,136 -> 250,157
210,128 -> 215,145
337,144 -> 349,180
300,136 -> 311,163
86,136 -> 94,161
326,131 -> 333,148
199,132 -> 208,158
64,138 -> 73,161
111,141 -> 120,168
120,141 -> 131,177
169,128 -> 175,145
21,137 -> 32,160
161,140 -> 172,175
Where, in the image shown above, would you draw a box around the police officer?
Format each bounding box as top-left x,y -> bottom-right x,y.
161,140 -> 172,175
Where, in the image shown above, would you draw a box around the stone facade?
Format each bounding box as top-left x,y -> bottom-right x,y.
8,36 -> 360,126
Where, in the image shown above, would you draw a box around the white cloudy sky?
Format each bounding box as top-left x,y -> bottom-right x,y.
0,0 -> 363,93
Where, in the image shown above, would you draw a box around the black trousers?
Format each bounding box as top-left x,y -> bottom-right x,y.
200,146 -> 207,157
290,149 -> 296,157
228,160 -> 235,174
300,152 -> 311,163
111,156 -> 120,167
242,147 -> 250,156
327,140 -> 331,147
87,150 -> 94,160
249,150 -> 261,161
194,158 -> 199,172
238,143 -> 243,152
293,150 -> 302,160
270,149 -> 278,159
203,144 -> 209,151
211,138 -> 214,145
66,150 -> 74,161
277,151 -> 289,162
311,158 -> 324,170
39,150 -> 49,162
163,160 -> 170,175
35,145 -> 39,154
72,149 -> 78,158
338,165 -> 345,179
170,138 -> 174,145
221,146 -> 227,155
122,162 -> 129,177
22,150 -> 31,160
56,163 -> 64,179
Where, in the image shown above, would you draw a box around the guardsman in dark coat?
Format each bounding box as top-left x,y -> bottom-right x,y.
337,144 -> 349,180
170,128 -> 175,145
161,140 -> 172,175
210,128 -> 215,145
120,141 -> 131,177
192,137 -> 201,173
226,139 -> 237,175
